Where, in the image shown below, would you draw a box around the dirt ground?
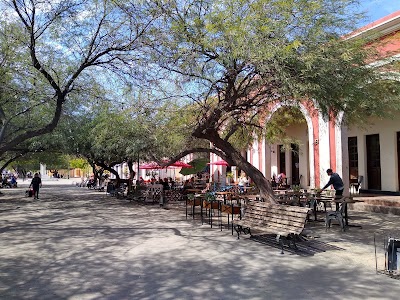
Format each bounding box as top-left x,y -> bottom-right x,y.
1,179 -> 400,300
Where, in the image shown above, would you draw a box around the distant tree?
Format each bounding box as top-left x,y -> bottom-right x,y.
0,0 -> 157,153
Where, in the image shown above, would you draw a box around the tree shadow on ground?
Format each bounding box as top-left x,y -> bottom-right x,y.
2,184 -> 400,299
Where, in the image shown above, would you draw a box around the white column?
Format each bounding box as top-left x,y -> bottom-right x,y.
340,126 -> 350,196
264,141 -> 272,180
40,163 -> 48,178
270,144 -> 278,178
319,115 -> 330,187
285,148 -> 291,185
252,141 -> 259,170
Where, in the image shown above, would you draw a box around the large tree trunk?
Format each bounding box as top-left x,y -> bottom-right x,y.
96,161 -> 120,187
127,159 -> 136,194
194,129 -> 277,203
0,152 -> 27,174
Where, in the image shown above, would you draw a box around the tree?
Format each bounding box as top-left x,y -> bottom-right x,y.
151,0 -> 400,201
0,0 -> 157,153
80,98 -> 200,184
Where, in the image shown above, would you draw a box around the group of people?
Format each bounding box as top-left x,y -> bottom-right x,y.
1,174 -> 18,188
0,172 -> 41,199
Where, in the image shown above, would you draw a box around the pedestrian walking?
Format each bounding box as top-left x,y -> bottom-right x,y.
29,173 -> 42,199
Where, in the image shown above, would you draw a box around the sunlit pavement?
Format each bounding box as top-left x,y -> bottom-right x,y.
1,181 -> 400,300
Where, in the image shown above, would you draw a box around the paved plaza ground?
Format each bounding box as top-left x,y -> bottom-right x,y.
1,179 -> 400,300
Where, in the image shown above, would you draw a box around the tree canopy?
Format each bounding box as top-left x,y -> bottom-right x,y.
1,0 -> 399,201
0,0 -> 157,153
148,0 -> 400,200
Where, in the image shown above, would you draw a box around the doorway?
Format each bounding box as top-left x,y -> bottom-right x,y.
348,137 -> 358,184
291,143 -> 300,185
366,134 -> 381,190
278,145 -> 285,174
397,132 -> 400,190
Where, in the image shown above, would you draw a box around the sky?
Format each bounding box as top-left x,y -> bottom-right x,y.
359,0 -> 400,26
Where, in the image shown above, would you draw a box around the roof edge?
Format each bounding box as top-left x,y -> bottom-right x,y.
348,10 -> 400,40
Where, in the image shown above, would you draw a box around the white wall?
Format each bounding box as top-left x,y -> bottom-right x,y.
284,122 -> 309,188
347,113 -> 400,191
319,115 -> 331,187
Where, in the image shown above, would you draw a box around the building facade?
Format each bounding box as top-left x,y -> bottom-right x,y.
213,11 -> 400,194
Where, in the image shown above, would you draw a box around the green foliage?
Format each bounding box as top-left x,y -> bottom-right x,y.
154,0 -> 398,129
68,157 -> 88,170
12,152 -> 68,172
146,0 -> 400,198
265,107 -> 306,145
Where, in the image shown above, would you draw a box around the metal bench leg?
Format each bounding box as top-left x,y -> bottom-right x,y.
185,198 -> 188,219
290,234 -> 299,250
276,235 -> 284,254
234,225 -> 241,239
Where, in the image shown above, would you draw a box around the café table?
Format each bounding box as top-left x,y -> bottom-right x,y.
331,197 -> 364,227
185,193 -> 203,219
185,188 -> 203,193
315,196 -> 363,227
215,191 -> 234,204
220,203 -> 242,235
239,186 -> 255,194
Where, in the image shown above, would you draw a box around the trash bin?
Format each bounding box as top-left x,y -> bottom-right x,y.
387,238 -> 400,272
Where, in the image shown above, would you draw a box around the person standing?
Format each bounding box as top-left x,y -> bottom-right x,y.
321,169 -> 344,210
321,169 -> 344,196
30,173 -> 42,199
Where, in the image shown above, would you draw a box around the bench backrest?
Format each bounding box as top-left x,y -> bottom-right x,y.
244,201 -> 309,234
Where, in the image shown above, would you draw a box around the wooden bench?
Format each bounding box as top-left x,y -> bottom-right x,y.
234,201 -> 309,252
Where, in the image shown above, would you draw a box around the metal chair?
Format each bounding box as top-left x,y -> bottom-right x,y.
325,198 -> 346,231
350,175 -> 364,194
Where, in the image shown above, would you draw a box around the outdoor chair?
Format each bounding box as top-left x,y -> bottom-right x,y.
164,189 -> 183,207
325,199 -> 346,231
186,193 -> 202,219
350,176 -> 364,194
202,192 -> 220,227
145,184 -> 163,204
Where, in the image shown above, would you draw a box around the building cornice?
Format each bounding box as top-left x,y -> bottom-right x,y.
368,53 -> 400,68
348,11 -> 400,40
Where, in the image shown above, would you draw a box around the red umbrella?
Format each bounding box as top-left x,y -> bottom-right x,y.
140,161 -> 193,170
169,161 -> 193,168
208,160 -> 229,166
160,160 -> 193,168
139,162 -> 161,169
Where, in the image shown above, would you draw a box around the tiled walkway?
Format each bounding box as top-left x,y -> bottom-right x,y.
1,181 -> 400,299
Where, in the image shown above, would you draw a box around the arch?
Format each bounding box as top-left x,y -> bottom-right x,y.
265,101 -> 316,188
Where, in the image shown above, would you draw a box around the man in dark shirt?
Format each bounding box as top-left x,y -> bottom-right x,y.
29,173 -> 42,199
322,169 -> 344,196
322,168 -> 344,211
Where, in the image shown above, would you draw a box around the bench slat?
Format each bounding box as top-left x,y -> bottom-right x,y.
235,221 -> 302,235
250,202 -> 309,213
235,202 -> 309,238
245,206 -> 309,218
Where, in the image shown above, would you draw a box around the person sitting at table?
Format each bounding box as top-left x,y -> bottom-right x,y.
10,175 -> 17,188
168,177 -> 175,189
161,178 -> 170,190
277,173 -> 286,188
201,182 -> 211,193
238,173 -> 248,193
139,176 -> 145,185
182,179 -> 194,194
2,176 -> 11,188
271,175 -> 277,188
